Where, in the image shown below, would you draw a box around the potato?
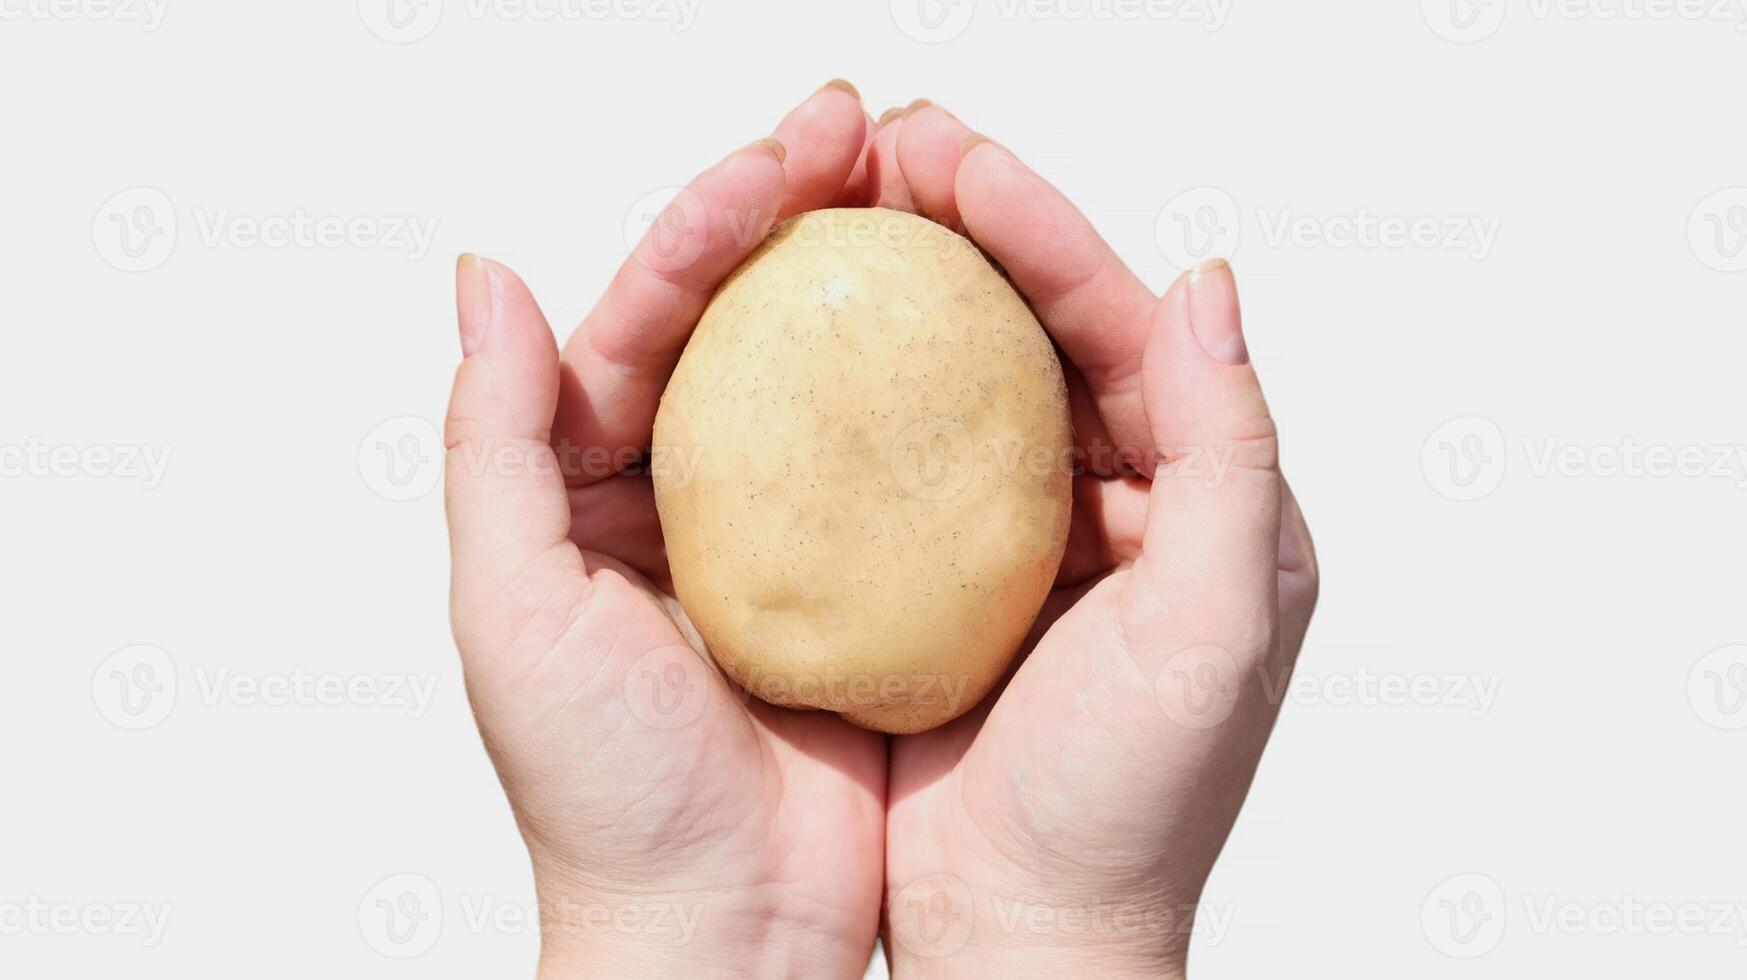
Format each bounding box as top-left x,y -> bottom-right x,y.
652,207 -> 1071,733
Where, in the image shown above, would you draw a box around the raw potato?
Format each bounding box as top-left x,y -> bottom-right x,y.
652,207 -> 1072,734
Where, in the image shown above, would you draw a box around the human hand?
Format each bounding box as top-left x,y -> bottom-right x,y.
442,82 -> 888,979
865,104 -> 1320,978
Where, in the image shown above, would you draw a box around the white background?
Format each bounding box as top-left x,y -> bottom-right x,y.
3,1 -> 1745,977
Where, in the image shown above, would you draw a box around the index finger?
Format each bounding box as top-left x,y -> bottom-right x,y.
553,83 -> 868,484
954,138 -> 1161,465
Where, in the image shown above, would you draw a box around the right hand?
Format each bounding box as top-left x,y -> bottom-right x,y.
441,82 -> 886,979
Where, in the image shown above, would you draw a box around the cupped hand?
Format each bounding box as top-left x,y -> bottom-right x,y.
863,104 -> 1320,978
442,83 -> 888,980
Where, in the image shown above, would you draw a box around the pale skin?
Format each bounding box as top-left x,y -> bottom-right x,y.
443,82 -> 1317,979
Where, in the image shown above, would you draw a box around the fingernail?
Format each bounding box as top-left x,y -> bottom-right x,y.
960,132 -> 992,156
902,98 -> 934,118
821,78 -> 861,102
877,106 -> 905,127
746,137 -> 787,164
456,253 -> 494,358
1186,258 -> 1248,366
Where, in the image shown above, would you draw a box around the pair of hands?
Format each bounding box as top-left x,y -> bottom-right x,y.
442,81 -> 1318,979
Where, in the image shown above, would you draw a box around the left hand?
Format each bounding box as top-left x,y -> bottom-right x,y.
858,102 -> 1320,979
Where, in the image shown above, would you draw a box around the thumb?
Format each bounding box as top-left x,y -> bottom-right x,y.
1128,259 -> 1281,664
444,255 -> 575,633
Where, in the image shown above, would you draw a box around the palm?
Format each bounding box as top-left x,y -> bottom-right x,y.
462,500 -> 887,922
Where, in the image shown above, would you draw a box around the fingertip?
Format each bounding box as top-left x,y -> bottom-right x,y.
746,136 -> 787,165
821,78 -> 861,102
1186,259 -> 1247,366
772,84 -> 868,218
895,104 -> 973,226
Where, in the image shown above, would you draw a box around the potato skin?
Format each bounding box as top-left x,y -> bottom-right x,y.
652,208 -> 1071,734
